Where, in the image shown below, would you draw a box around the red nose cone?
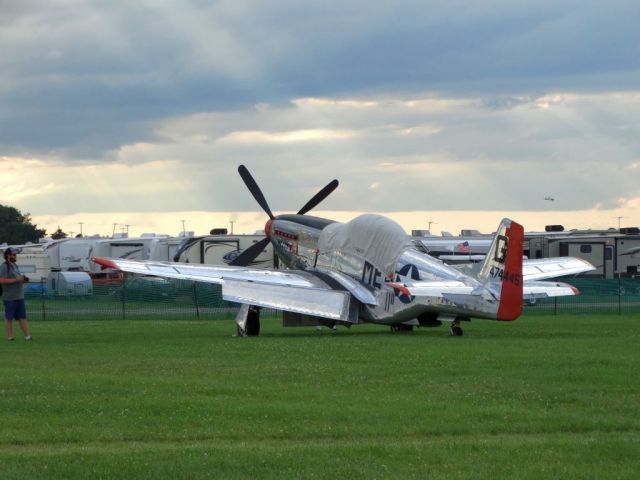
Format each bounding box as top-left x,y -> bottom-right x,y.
265,219 -> 273,239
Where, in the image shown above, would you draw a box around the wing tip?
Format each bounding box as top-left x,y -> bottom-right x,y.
92,257 -> 118,270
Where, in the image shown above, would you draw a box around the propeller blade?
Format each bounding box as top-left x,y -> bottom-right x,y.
238,165 -> 274,219
229,237 -> 271,267
297,179 -> 339,215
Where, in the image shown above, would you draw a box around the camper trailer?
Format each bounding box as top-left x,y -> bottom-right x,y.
1,244 -> 51,283
173,234 -> 275,267
148,236 -> 186,262
46,238 -> 98,272
47,271 -> 93,296
89,237 -> 162,272
46,235 -> 167,273
519,226 -> 640,278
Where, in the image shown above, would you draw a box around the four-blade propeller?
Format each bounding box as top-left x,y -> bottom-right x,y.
229,165 -> 338,266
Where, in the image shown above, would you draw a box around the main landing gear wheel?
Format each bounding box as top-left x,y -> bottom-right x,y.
237,307 -> 261,337
449,324 -> 463,337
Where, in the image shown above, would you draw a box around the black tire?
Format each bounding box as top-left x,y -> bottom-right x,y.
245,308 -> 261,336
450,325 -> 463,337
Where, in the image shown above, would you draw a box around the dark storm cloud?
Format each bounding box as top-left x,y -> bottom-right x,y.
2,1 -> 640,220
2,1 -> 639,159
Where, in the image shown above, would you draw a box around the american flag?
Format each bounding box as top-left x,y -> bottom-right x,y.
455,241 -> 470,253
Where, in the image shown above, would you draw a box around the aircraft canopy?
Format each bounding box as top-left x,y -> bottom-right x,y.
318,214 -> 411,275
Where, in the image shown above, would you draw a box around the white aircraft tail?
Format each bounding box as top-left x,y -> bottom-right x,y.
476,218 -> 524,321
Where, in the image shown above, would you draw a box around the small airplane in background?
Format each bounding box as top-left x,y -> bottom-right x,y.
544,196 -> 555,202
93,166 -> 594,337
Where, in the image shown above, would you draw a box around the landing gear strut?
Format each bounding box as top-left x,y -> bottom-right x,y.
236,305 -> 261,337
449,320 -> 463,337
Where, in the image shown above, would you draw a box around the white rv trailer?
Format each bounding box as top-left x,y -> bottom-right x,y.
89,236 -> 165,272
46,235 -> 168,273
1,244 -> 51,282
172,234 -> 275,267
46,238 -> 98,272
411,225 -> 640,279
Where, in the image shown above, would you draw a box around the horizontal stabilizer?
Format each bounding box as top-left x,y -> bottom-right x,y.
523,280 -> 579,300
385,280 -> 474,298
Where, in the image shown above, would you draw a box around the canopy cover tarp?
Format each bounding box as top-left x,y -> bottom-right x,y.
318,214 -> 411,275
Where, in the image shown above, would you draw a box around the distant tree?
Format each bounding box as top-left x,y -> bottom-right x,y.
51,226 -> 68,240
0,204 -> 47,244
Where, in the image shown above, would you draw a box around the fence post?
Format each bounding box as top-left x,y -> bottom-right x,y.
41,277 -> 46,321
618,276 -> 622,315
122,273 -> 126,320
193,282 -> 200,320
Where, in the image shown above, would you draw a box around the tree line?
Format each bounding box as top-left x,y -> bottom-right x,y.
0,204 -> 68,244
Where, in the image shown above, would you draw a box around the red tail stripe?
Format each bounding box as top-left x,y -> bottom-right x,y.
496,222 -> 524,321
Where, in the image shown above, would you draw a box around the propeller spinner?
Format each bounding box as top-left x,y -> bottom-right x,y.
229,165 -> 338,266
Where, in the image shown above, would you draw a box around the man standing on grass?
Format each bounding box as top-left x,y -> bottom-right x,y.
1,247 -> 32,341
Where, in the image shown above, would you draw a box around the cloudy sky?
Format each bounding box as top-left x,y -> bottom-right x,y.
1,1 -> 639,237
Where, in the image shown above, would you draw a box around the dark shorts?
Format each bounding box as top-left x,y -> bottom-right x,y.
4,299 -> 27,321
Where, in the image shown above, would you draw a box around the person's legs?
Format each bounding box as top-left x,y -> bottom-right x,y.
14,300 -> 30,339
5,319 -> 14,340
17,319 -> 30,338
4,300 -> 15,340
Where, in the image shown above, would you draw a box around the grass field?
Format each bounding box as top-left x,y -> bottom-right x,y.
1,314 -> 639,479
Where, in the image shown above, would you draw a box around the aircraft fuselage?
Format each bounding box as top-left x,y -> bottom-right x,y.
266,214 -> 494,326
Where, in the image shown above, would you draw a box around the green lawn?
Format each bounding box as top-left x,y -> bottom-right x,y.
1,314 -> 639,479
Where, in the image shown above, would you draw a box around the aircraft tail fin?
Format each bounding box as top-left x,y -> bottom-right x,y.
477,218 -> 524,321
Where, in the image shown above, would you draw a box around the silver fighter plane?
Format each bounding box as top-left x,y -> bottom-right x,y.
93,165 -> 594,337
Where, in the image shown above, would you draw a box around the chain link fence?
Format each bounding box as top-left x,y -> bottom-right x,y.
23,276 -> 254,321
525,278 -> 640,315
21,276 -> 640,320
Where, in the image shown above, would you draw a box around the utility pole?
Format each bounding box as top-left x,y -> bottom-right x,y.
427,220 -> 436,233
614,216 -> 626,229
180,220 -> 186,235
78,222 -> 84,237
229,220 -> 235,235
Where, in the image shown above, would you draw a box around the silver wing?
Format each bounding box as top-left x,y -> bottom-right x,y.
523,257 -> 595,281
93,257 -> 352,321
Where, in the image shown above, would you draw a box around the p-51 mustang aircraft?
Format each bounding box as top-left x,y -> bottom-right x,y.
93,165 -> 594,337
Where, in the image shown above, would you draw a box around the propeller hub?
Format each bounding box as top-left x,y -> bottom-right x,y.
265,219 -> 273,239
